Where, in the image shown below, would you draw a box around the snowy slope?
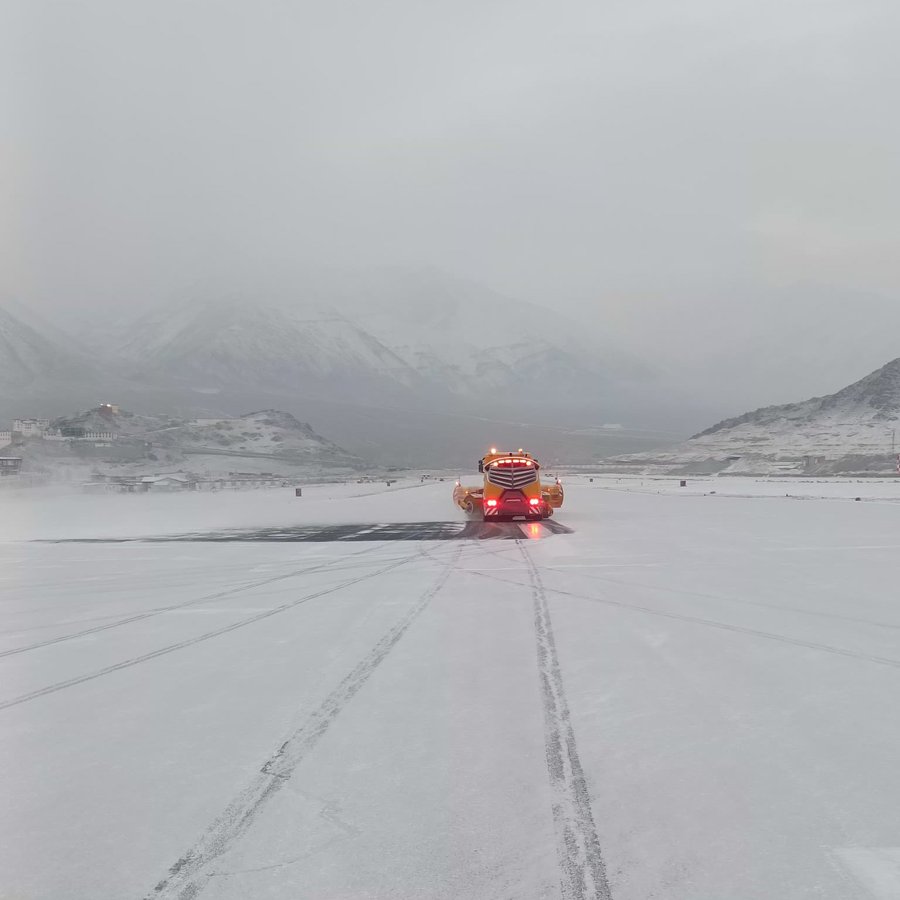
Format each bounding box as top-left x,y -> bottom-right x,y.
0,305 -> 99,388
22,407 -> 364,480
94,269 -> 648,408
114,298 -> 418,388
323,268 -> 631,388
0,304 -> 175,424
160,410 -> 361,464
606,357 -> 900,474
695,356 -> 900,436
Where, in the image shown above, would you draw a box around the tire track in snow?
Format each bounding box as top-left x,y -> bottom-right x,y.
543,567 -> 900,636
147,544 -> 463,900
519,542 -> 612,900
0,545 -> 447,712
470,568 -> 900,672
0,544 -> 389,660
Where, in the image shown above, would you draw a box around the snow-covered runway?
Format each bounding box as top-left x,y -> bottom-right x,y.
2,477 -> 899,898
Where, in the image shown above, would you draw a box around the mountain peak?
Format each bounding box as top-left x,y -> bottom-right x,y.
825,356 -> 900,416
693,356 -> 900,440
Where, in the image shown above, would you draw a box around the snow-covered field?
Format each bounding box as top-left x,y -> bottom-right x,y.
0,478 -> 447,542
2,476 -> 900,898
578,473 -> 900,502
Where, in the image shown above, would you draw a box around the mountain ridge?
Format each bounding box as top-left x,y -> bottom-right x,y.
694,357 -> 900,438
14,406 -> 364,482
0,305 -> 100,387
606,357 -> 900,475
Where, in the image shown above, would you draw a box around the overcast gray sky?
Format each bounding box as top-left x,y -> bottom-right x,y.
3,0 -> 900,329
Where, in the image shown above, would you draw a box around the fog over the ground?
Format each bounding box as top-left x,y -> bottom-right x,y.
3,0 -> 899,412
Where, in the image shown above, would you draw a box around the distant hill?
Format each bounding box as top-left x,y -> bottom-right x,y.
153,410 -> 361,469
16,407 -> 364,481
602,357 -> 900,475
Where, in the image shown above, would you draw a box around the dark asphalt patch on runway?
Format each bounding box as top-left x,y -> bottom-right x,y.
44,520 -> 574,543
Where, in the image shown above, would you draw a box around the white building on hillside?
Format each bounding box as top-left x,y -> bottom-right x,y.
140,474 -> 197,492
13,418 -> 50,437
0,457 -> 23,476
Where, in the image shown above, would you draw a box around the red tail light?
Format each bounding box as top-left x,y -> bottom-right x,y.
485,499 -> 498,507
529,497 -> 540,506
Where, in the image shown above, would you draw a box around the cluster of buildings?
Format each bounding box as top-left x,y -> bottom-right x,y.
12,417 -> 51,437
0,407 -> 126,482
0,419 -> 39,476
3,407 -> 300,492
0,407 -> 122,456
0,457 -> 22,477
1,418 -> 118,444
1,419 -> 49,449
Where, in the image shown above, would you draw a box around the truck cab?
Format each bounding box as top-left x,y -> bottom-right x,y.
454,448 -> 564,521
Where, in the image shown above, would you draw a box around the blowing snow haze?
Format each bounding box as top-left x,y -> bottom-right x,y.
6,6 -> 900,898
3,0 -> 900,462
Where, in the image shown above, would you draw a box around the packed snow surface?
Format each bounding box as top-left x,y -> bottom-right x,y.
2,476 -> 900,898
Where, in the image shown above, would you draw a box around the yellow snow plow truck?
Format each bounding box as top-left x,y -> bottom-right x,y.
453,448 -> 564,521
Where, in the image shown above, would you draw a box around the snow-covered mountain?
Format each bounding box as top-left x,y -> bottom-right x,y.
0,305 -> 98,388
0,303 -> 128,427
2,268 -> 670,466
99,269 -> 641,408
112,299 -> 419,394
604,357 -> 900,475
